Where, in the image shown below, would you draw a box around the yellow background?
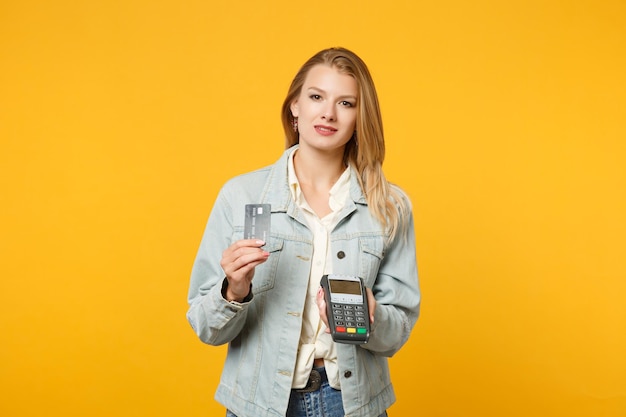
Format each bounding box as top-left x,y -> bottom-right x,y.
1,0 -> 625,416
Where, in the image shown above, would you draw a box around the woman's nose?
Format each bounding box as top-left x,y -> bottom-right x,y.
321,105 -> 336,121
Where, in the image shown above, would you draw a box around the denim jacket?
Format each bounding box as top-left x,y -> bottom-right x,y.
187,146 -> 420,417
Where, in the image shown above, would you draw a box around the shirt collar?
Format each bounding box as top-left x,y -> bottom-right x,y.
288,149 -> 351,215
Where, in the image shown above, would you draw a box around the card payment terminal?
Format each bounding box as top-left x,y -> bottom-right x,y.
320,274 -> 370,344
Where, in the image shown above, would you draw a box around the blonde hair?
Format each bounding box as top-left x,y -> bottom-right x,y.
281,47 -> 411,242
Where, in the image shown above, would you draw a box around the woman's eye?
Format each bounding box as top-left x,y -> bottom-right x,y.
310,94 -> 322,101
340,101 -> 354,107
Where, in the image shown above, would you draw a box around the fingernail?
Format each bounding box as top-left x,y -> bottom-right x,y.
256,240 -> 265,245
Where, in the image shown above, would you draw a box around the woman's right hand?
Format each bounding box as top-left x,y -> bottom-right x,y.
220,239 -> 269,302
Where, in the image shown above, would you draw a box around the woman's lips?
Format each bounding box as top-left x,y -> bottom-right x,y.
314,125 -> 337,136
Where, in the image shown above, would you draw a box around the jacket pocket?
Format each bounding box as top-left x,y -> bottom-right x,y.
250,236 -> 284,294
358,235 -> 384,288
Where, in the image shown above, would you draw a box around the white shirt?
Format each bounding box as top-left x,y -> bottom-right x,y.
288,149 -> 351,390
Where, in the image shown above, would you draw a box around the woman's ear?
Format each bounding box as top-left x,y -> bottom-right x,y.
290,100 -> 299,117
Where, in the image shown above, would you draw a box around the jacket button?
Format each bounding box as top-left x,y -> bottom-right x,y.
337,251 -> 345,259
344,370 -> 352,378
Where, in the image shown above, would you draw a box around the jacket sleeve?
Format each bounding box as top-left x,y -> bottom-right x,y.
361,206 -> 421,356
186,186 -> 252,346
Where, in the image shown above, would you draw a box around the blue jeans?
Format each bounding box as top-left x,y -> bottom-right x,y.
226,383 -> 388,417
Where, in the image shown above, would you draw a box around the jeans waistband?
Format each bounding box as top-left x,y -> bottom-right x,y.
293,367 -> 327,393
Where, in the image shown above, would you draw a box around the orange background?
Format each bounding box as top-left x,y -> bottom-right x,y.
1,1 -> 625,416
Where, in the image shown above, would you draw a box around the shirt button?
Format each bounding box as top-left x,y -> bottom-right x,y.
337,251 -> 345,259
344,370 -> 352,378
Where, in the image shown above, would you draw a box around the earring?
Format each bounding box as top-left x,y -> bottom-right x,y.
292,117 -> 298,132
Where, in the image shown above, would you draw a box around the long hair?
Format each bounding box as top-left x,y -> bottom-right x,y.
281,47 -> 410,242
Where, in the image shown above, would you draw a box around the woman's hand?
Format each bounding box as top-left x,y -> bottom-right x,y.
317,287 -> 376,333
220,239 -> 269,302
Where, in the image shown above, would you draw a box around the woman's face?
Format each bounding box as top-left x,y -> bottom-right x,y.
290,64 -> 358,155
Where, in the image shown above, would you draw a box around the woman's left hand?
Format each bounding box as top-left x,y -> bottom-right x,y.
317,287 -> 376,333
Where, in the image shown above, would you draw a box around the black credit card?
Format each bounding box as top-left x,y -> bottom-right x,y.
244,204 -> 271,241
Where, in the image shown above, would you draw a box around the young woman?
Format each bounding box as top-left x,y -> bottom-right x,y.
187,47 -> 420,417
